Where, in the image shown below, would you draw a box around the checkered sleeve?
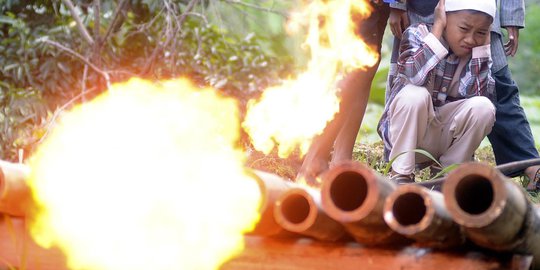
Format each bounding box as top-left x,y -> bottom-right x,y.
461,44 -> 496,100
397,24 -> 448,86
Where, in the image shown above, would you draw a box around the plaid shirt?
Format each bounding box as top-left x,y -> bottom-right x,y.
378,23 -> 496,161
390,0 -> 525,73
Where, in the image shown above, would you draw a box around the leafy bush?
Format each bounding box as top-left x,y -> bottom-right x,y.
0,83 -> 47,159
507,0 -> 540,95
0,0 -> 293,161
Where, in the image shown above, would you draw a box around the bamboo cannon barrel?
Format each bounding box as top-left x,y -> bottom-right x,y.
248,169 -> 297,236
443,162 -> 540,269
273,186 -> 347,241
0,217 -> 524,270
0,160 -> 31,216
0,216 -> 69,270
320,161 -> 409,245
383,184 -> 465,248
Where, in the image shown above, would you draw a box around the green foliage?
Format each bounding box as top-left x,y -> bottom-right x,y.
205,1 -> 292,44
369,65 -> 388,106
508,0 -> 540,95
0,0 -> 293,161
1,1 -> 86,97
0,83 -> 47,160
0,2 -> 113,160
522,96 -> 540,148
171,20 -> 292,102
352,141 -> 386,171
382,148 -> 459,180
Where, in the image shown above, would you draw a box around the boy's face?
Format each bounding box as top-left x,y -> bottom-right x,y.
444,10 -> 492,58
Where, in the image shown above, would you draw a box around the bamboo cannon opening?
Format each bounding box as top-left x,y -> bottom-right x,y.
384,185 -> 464,248
279,192 -> 311,225
274,187 -> 346,242
443,162 -> 540,269
320,161 -> 408,245
327,171 -> 368,212
453,175 -> 494,216
389,192 -> 426,227
443,162 -> 527,245
248,169 -> 296,236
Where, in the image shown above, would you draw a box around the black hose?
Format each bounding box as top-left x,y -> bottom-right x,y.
417,158 -> 540,191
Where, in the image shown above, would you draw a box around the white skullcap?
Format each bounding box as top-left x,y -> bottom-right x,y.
445,0 -> 496,20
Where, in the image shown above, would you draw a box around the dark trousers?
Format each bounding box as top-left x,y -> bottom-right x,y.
488,66 -> 539,176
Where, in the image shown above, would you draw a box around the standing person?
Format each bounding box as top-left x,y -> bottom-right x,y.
387,0 -> 540,187
378,0 -> 497,183
296,1 -> 391,185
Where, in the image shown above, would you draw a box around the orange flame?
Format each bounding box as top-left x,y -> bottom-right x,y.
26,1 -> 381,268
243,0 -> 378,158
28,78 -> 261,270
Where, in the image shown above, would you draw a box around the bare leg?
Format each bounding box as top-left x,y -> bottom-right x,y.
295,66 -> 379,185
295,92 -> 350,185
295,2 -> 390,185
331,68 -> 378,166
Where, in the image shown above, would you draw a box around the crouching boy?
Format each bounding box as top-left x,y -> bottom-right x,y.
378,0 -> 497,184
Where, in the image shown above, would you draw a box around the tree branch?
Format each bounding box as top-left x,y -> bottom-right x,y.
37,87 -> 99,146
42,39 -> 110,88
102,0 -> 129,44
61,0 -> 95,46
81,60 -> 89,102
141,0 -> 200,75
178,0 -> 201,26
221,0 -> 288,18
93,0 -> 101,45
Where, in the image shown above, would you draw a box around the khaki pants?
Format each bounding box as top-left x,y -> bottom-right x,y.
388,84 -> 496,175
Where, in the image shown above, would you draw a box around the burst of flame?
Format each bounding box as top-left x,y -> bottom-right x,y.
243,0 -> 378,158
28,78 -> 261,270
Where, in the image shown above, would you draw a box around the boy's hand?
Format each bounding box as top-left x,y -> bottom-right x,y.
504,27 -> 520,57
389,8 -> 410,39
432,0 -> 446,39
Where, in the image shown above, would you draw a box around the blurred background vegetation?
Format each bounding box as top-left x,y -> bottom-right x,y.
1,0 -> 539,180
0,0 -> 297,160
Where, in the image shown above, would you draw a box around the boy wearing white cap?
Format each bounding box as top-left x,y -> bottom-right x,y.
387,0 -> 540,189
378,0 -> 497,183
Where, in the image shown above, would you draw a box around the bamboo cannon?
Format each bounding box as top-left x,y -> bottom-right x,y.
443,162 -> 540,269
0,160 -> 31,216
0,218 -> 523,270
273,186 -> 347,241
320,161 -> 409,245
248,169 -> 297,236
383,184 -> 465,248
0,159 -> 535,269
